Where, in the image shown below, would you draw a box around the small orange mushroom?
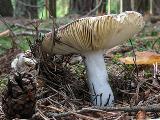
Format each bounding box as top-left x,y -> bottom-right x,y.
119,51 -> 160,65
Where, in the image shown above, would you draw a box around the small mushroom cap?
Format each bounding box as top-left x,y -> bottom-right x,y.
43,11 -> 145,55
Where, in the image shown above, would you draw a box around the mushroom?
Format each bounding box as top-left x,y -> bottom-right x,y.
119,51 -> 160,79
119,51 -> 160,65
42,11 -> 145,106
11,51 -> 36,73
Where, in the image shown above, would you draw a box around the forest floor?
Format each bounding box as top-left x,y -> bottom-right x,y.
0,17 -> 160,119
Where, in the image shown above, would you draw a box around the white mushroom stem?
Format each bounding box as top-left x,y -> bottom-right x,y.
83,50 -> 114,106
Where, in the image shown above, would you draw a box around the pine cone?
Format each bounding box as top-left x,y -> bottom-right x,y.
2,73 -> 36,119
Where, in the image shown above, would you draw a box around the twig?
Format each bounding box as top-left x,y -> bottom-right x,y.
71,112 -> 101,120
0,14 -> 18,48
38,105 -> 64,112
15,31 -> 37,36
138,36 -> 160,41
117,88 -> 136,95
25,19 -> 43,26
114,113 -> 126,120
37,94 -> 57,103
37,95 -> 69,112
47,98 -> 69,111
83,0 -> 102,17
14,23 -> 51,33
0,30 -> 10,37
46,84 -> 68,98
37,108 -> 51,120
129,39 -> 139,77
129,39 -> 140,104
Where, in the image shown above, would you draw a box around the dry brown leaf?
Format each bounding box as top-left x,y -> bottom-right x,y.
136,110 -> 146,120
119,51 -> 160,64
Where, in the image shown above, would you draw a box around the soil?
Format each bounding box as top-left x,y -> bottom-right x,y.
0,48 -> 21,75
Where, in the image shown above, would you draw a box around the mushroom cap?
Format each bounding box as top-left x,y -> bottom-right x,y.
119,51 -> 160,64
43,11 -> 145,55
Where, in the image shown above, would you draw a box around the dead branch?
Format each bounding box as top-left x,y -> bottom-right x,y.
0,31 -> 44,37
53,104 -> 160,118
0,25 -> 49,37
0,15 -> 18,48
85,104 -> 160,112
14,23 -> 51,33
0,30 -> 10,37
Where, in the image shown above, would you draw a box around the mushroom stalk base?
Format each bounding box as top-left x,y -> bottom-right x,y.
84,50 -> 114,106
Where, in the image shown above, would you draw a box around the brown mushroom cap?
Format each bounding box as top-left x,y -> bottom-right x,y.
43,11 -> 145,55
119,51 -> 160,64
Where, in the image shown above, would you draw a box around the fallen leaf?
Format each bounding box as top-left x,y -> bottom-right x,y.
136,110 -> 146,120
